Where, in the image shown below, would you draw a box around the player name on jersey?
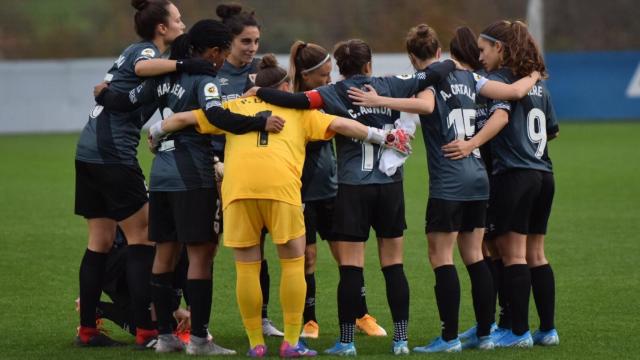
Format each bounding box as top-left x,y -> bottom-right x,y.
440,83 -> 476,102
347,105 -> 393,119
157,82 -> 186,99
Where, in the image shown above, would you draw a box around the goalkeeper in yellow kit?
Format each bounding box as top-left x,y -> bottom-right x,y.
149,54 -> 410,357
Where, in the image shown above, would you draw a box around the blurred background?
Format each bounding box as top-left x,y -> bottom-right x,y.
1,0 -> 639,132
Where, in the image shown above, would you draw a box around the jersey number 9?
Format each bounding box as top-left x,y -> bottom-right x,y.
527,108 -> 547,159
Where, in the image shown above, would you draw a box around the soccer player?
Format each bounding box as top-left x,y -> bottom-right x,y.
147,54 -> 407,357
74,0 -> 195,347
346,25 -> 540,353
441,20 -> 560,348
288,40 -> 387,339
95,19 -> 284,355
215,4 -> 283,337
250,39 -> 456,355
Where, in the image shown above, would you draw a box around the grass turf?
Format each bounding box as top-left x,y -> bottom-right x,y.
0,122 -> 638,359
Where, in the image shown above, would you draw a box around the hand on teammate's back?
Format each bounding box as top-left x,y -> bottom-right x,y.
93,81 -> 109,99
347,85 -> 384,107
265,115 -> 285,133
441,139 -> 474,159
242,86 -> 259,98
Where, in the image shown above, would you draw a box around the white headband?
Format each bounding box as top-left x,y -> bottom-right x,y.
300,54 -> 331,74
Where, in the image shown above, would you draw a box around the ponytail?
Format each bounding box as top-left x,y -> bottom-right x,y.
289,40 -> 330,92
481,20 -> 547,78
255,54 -> 289,88
169,20 -> 231,60
449,26 -> 482,71
131,0 -> 171,41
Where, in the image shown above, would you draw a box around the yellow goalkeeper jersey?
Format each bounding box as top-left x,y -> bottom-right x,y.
193,96 -> 336,209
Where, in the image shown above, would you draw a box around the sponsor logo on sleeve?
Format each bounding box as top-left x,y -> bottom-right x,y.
90,105 -> 104,118
395,74 -> 414,80
140,48 -> 156,58
205,100 -> 222,110
204,83 -> 219,99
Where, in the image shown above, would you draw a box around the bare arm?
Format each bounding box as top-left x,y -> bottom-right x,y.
441,109 -> 509,160
160,111 -> 197,133
135,59 -> 177,77
328,117 -> 369,140
479,71 -> 540,101
135,58 -> 217,77
347,85 -> 435,114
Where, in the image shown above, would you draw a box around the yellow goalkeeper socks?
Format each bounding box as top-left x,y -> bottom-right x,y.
235,260 -> 265,348
279,256 -> 306,345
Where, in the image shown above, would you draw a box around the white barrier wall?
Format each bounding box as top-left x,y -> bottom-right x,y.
0,54 -> 416,134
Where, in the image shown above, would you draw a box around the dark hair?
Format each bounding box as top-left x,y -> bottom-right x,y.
216,3 -> 260,37
406,24 -> 440,61
481,20 -> 547,78
450,26 -> 482,71
255,54 -> 289,88
131,0 -> 171,41
333,39 -> 371,78
170,20 -> 231,60
289,41 -> 330,92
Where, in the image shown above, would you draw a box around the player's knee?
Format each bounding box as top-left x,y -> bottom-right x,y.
526,250 -> 548,267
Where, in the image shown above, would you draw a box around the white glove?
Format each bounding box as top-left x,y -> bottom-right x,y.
149,121 -> 167,148
365,126 -> 388,145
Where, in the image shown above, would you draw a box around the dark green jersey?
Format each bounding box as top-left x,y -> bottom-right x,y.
317,74 -> 424,185
213,58 -> 260,159
126,73 -> 222,191
488,68 -> 558,175
301,140 -> 338,201
473,69 -> 493,173
420,70 -> 489,201
76,41 -> 160,165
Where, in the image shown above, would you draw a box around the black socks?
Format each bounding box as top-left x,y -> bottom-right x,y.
466,260 -> 494,337
504,264 -> 531,336
260,259 -> 270,319
79,249 -> 108,328
382,264 -> 410,342
530,264 -> 555,331
151,272 -> 176,335
187,279 -> 213,338
338,266 -> 363,343
126,245 -> 155,330
303,273 -> 317,323
434,265 -> 460,341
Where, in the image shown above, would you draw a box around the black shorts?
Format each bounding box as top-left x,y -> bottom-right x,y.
303,197 -> 337,244
149,188 -> 219,244
332,182 -> 406,242
484,175 -> 497,241
425,198 -> 487,233
491,169 -> 555,236
214,180 -> 223,236
74,160 -> 148,221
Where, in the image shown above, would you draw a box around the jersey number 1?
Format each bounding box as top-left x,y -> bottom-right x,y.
256,111 -> 272,147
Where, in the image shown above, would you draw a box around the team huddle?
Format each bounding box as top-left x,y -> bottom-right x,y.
74,0 -> 559,357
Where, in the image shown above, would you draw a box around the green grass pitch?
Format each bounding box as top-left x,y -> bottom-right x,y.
0,122 -> 638,359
